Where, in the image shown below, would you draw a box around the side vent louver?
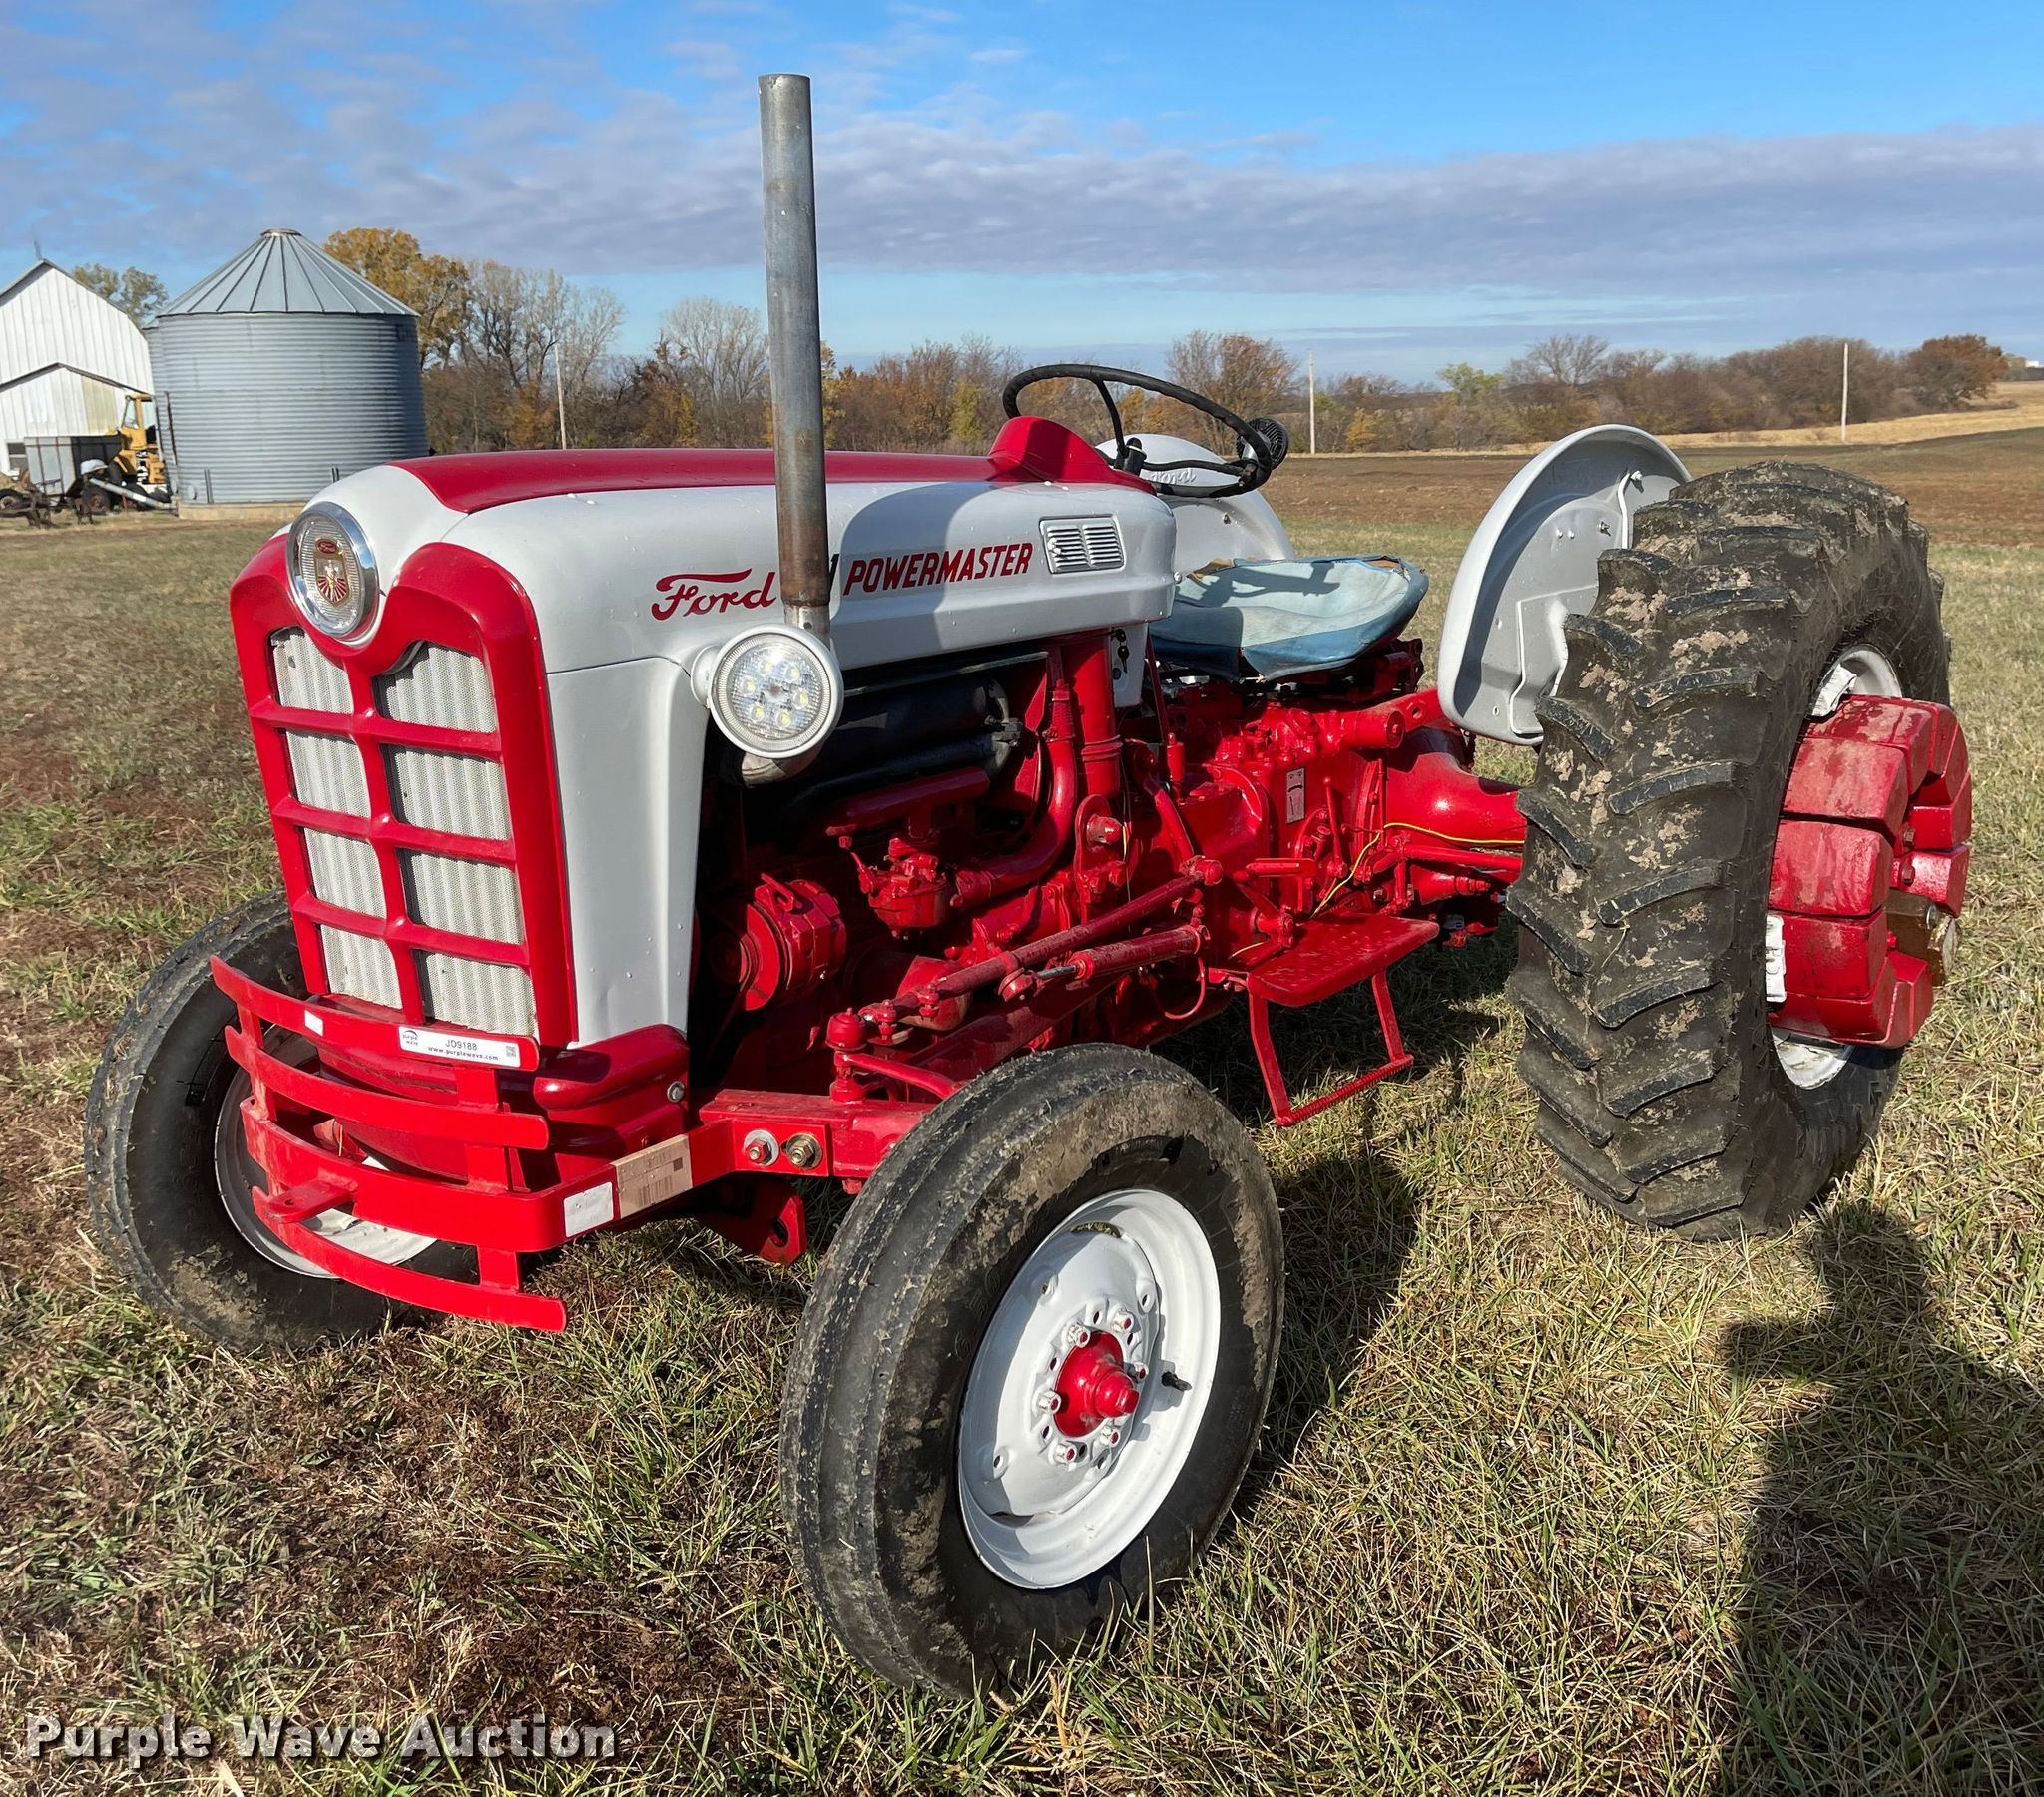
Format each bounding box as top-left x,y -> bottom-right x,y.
1040,515 -> 1125,575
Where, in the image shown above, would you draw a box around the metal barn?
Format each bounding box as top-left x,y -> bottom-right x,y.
0,261 -> 155,469
150,229 -> 426,504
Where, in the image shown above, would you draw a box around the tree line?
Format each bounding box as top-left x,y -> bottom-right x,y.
81,230 -> 2020,456
1325,331 -> 2018,452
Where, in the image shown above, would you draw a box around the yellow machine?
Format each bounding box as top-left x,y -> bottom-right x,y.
115,393 -> 167,489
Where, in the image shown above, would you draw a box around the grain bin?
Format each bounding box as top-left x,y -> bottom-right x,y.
150,228 -> 426,504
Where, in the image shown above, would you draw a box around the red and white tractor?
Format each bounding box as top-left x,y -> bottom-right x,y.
87,78 -> 1969,1694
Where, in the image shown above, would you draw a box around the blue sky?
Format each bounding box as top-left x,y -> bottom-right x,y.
4,0 -> 2041,379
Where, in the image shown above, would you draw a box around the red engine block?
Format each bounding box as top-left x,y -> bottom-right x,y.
694,632 -> 1527,1123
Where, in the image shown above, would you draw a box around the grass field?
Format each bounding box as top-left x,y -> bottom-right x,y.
2,439 -> 2040,1794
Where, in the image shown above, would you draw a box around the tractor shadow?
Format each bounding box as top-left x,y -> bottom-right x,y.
1713,1203 -> 2044,1791
1160,922 -> 1517,1135
1159,926 -> 1517,1486
644,930 -> 1518,1402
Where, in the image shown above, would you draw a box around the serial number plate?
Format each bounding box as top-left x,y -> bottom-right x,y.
398,1025 -> 522,1068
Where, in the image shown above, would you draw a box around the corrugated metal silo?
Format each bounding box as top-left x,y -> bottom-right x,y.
150,228 -> 427,503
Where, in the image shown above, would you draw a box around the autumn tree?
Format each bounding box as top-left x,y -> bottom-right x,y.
323,229 -> 471,363
72,263 -> 166,324
829,336 -> 1015,452
1316,373 -> 1410,450
1435,362 -> 1517,449
1906,334 -> 2007,410
1506,332 -> 1610,437
1163,332 -> 1298,449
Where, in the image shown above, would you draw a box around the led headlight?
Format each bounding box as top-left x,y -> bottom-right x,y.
285,503 -> 380,641
696,624 -> 844,759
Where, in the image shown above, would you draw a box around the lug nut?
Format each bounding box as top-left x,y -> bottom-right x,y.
1063,1321 -> 1090,1349
1036,1389 -> 1062,1413
1057,1443 -> 1081,1464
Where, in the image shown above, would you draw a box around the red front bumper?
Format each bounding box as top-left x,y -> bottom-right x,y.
215,960 -> 929,1330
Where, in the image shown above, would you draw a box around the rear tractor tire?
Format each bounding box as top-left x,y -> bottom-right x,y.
778,1044 -> 1283,1694
1507,462 -> 1951,1240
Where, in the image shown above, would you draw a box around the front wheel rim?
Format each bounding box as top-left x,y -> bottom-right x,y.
956,1186 -> 1221,1590
212,1052 -> 437,1277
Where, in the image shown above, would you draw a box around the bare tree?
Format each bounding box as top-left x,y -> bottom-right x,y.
660,298 -> 771,446
1163,332 -> 1298,450
1508,333 -> 1612,391
430,262 -> 623,448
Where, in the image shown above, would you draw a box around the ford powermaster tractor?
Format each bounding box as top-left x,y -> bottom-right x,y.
87,76 -> 1971,1694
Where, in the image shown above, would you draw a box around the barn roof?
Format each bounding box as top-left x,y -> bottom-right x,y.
161,228 -> 415,318
0,259 -> 66,309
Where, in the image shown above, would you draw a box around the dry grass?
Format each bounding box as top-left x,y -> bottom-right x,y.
2,455 -> 2041,1793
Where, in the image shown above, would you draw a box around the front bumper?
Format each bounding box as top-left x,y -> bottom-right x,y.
213,959 -> 928,1330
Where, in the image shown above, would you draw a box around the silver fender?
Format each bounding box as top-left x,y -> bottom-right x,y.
1437,425 -> 1689,745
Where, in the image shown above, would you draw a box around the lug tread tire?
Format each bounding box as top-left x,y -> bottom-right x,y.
1507,461 -> 1949,1239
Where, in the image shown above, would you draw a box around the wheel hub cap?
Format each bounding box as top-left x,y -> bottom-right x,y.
1769,692 -> 1971,1051
1052,1329 -> 1142,1437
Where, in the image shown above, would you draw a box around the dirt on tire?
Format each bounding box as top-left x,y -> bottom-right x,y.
1506,462 -> 1951,1238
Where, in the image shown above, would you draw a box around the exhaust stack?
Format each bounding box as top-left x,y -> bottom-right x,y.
759,73 -> 831,644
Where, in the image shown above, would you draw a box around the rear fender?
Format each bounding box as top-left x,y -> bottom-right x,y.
1436,425 -> 1688,745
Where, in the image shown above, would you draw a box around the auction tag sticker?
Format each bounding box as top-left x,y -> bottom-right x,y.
399,1025 -> 522,1068
1764,913 -> 1788,1006
562,1181 -> 618,1238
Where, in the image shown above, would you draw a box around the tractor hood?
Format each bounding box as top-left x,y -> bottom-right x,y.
299,442 -> 1179,678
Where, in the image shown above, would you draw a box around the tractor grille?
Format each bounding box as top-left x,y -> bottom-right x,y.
262,627 -> 539,1038
1040,515 -> 1125,575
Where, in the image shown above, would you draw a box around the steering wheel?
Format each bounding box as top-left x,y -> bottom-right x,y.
1000,363 -> 1288,499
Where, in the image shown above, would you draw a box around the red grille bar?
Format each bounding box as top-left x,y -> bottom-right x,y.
229,538 -> 577,1044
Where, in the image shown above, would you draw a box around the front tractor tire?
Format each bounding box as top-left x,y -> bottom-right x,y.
86,892 -> 453,1352
778,1044 -> 1283,1695
1508,463 -> 1951,1240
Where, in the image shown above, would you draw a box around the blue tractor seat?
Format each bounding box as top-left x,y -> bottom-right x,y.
1153,555 -> 1429,681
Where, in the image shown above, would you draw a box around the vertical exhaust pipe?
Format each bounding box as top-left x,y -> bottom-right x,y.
759,73 -> 831,644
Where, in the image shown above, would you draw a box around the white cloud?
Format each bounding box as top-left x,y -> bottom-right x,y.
5,0 -> 2040,354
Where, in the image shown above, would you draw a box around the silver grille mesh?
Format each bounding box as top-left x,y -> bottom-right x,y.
303,829 -> 384,917
320,927 -> 400,1010
271,630 -> 351,712
403,851 -> 522,944
417,954 -> 536,1037
271,633 -> 535,1035
286,731 -> 369,816
385,747 -> 510,840
377,644 -> 497,731
1041,515 -> 1125,574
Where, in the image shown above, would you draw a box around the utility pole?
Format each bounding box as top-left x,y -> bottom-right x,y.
539,336 -> 569,450
1306,350 -> 1317,456
1839,340 -> 1850,444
